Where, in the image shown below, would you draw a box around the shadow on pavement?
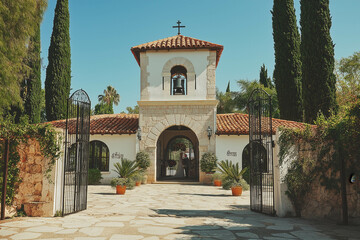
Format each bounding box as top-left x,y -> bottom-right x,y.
177,193 -> 230,197
152,205 -> 274,239
93,192 -> 118,195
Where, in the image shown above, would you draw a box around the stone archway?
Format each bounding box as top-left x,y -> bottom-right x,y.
156,126 -> 199,181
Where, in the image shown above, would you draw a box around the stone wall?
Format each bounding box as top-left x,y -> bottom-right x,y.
13,139 -> 56,217
274,131 -> 360,220
301,163 -> 360,220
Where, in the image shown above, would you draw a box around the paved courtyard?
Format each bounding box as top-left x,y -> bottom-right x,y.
0,184 -> 359,239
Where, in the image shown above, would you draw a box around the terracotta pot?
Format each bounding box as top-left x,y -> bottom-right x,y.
136,181 -> 141,186
231,186 -> 243,196
116,185 -> 126,195
213,180 -> 222,186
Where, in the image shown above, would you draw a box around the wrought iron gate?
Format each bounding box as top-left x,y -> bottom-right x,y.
62,89 -> 91,215
248,89 -> 275,215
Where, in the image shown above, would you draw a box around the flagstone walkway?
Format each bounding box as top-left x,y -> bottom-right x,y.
0,184 -> 359,239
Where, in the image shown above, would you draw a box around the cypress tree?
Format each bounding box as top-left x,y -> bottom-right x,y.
226,81 -> 230,93
0,0 -> 46,118
300,0 -> 336,123
45,0 -> 71,121
24,24 -> 42,123
272,0 -> 303,122
259,64 -> 273,89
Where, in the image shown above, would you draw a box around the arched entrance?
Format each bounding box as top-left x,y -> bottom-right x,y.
156,126 -> 199,181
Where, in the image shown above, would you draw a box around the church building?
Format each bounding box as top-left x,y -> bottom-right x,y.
51,33 -> 303,184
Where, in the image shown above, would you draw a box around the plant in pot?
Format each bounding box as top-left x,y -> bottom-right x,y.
135,151 -> 150,184
218,160 -> 248,196
211,172 -> 224,187
110,177 -> 128,194
132,172 -> 142,186
200,152 -> 217,174
112,158 -> 139,194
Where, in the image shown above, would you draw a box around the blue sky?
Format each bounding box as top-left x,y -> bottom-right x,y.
40,0 -> 360,113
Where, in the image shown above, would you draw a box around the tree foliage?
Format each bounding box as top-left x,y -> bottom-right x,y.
45,0 -> 71,121
94,85 -> 120,115
24,24 -> 42,123
0,0 -> 47,118
272,0 -> 303,122
98,85 -> 120,106
335,51 -> 360,111
94,102 -> 113,115
216,88 -> 235,114
125,105 -> 139,114
259,64 -> 273,89
300,0 -> 336,123
233,80 -> 280,118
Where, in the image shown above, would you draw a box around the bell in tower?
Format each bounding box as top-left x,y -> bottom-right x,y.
171,66 -> 187,95
173,75 -> 184,94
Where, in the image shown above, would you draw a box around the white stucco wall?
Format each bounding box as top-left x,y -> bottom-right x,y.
90,134 -> 137,184
141,49 -> 211,100
273,130 -> 296,217
215,135 -> 249,167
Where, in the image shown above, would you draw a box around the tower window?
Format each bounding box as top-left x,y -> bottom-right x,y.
171,65 -> 187,95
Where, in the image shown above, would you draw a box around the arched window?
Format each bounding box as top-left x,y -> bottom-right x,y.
89,141 -> 109,171
171,65 -> 187,95
242,142 -> 268,178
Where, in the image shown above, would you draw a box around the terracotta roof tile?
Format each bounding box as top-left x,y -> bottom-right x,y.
50,114 -> 139,135
216,113 -> 308,135
49,113 -> 308,136
131,35 -> 224,67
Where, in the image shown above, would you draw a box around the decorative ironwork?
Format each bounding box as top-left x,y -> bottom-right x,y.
248,88 -> 275,215
62,89 -> 91,216
172,20 -> 185,35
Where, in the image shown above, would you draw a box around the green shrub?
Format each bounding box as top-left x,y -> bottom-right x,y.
113,158 -> 139,178
211,172 -> 224,182
88,168 -> 103,185
110,178 -> 127,187
200,152 -> 217,173
222,178 -> 249,190
131,172 -> 142,183
135,151 -> 150,171
126,178 -> 135,190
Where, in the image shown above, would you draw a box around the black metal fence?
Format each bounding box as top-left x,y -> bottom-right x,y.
62,89 -> 91,215
248,88 -> 275,215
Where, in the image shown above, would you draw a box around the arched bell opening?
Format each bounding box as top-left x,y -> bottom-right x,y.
170,65 -> 187,95
156,125 -> 199,181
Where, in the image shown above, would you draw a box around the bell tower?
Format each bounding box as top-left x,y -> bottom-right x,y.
131,32 -> 223,183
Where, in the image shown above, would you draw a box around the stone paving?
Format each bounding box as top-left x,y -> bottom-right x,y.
0,184 -> 359,239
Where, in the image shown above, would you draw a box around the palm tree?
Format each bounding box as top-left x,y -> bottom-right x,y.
98,85 -> 120,106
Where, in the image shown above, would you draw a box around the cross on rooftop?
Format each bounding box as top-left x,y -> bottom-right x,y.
172,20 -> 185,35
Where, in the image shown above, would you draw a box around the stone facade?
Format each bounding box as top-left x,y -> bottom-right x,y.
13,139 -> 56,217
138,100 -> 217,183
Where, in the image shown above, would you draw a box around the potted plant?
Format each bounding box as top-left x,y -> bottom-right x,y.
211,172 -> 224,186
200,152 -> 217,174
218,160 -> 248,196
135,151 -> 150,184
132,172 -> 142,186
112,158 -> 139,194
111,178 -> 127,194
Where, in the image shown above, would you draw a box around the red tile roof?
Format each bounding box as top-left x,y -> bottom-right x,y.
49,113 -> 307,136
216,113 -> 308,135
50,114 -> 139,135
131,35 -> 224,67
